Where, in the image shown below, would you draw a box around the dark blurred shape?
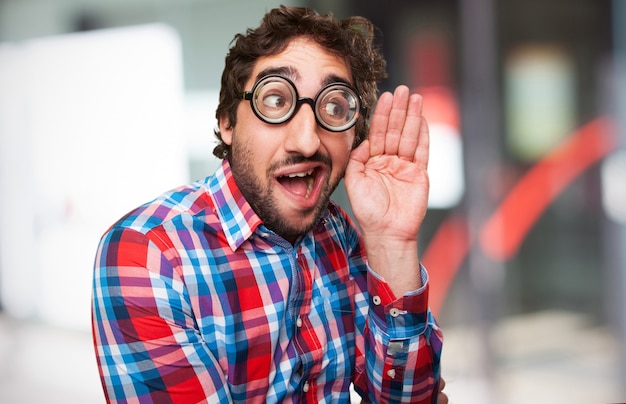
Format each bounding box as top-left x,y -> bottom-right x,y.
73,11 -> 106,32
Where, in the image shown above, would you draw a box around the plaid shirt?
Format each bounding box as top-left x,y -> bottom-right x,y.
92,159 -> 442,403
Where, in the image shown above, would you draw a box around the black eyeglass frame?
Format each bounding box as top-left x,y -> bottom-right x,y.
240,74 -> 367,133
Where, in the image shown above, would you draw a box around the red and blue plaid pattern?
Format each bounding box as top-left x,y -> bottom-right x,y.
92,159 -> 442,403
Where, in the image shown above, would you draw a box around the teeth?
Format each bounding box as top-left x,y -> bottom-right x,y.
286,169 -> 314,178
305,176 -> 313,199
280,169 -> 315,199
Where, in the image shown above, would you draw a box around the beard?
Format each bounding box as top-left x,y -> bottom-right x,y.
228,134 -> 344,243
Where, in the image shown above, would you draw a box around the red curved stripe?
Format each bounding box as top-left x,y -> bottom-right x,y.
423,116 -> 619,315
422,214 -> 469,315
479,117 -> 618,261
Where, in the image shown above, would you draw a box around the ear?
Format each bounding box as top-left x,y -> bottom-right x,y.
219,115 -> 234,145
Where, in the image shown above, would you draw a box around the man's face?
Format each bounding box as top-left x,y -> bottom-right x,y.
219,37 -> 356,243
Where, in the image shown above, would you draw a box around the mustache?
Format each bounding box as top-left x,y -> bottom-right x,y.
270,152 -> 332,171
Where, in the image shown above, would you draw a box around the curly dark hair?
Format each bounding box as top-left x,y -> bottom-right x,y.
212,6 -> 388,159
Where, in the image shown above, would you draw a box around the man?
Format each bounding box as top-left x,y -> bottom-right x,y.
92,6 -> 445,403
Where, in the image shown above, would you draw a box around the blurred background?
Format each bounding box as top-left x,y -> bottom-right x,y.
0,0 -> 624,402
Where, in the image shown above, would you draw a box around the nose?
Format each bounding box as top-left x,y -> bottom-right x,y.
283,102 -> 321,157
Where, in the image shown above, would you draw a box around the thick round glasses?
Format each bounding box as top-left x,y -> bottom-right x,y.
241,74 -> 366,132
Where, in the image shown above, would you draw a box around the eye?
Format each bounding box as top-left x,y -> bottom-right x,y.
262,93 -> 287,109
258,91 -> 291,120
320,94 -> 352,122
256,80 -> 293,117
325,100 -> 345,118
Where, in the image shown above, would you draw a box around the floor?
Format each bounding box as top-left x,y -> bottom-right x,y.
0,314 -> 104,403
441,310 -> 625,404
0,310 -> 624,404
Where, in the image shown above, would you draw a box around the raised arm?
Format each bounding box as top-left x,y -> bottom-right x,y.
345,85 -> 430,297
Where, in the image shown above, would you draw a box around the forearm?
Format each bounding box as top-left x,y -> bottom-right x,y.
354,265 -> 443,403
361,314 -> 443,403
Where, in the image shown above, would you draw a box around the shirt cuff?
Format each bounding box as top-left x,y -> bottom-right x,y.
367,264 -> 430,338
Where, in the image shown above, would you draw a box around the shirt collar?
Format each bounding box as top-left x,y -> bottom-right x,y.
208,159 -> 263,251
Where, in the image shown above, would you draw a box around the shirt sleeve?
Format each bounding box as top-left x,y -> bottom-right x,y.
91,226 -> 230,403
353,263 -> 443,403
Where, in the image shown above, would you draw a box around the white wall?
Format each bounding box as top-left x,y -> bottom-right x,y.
0,0 -> 299,330
0,24 -> 188,330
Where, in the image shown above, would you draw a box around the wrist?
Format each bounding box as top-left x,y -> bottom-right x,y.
365,238 -> 421,296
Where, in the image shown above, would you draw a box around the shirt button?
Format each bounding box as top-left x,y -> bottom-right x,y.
372,295 -> 382,305
389,308 -> 401,317
296,316 -> 303,328
387,368 -> 396,378
303,381 -> 310,392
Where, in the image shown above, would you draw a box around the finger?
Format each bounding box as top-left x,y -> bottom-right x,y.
348,139 -> 370,166
413,115 -> 430,170
438,377 -> 448,404
368,91 -> 393,157
397,93 -> 424,161
383,85 -> 410,155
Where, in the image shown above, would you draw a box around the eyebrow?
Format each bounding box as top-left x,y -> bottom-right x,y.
255,66 -> 299,82
254,66 -> 352,88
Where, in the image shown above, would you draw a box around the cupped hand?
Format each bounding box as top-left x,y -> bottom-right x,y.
344,85 -> 430,244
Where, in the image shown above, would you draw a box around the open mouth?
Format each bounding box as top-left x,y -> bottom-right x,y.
276,168 -> 317,199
